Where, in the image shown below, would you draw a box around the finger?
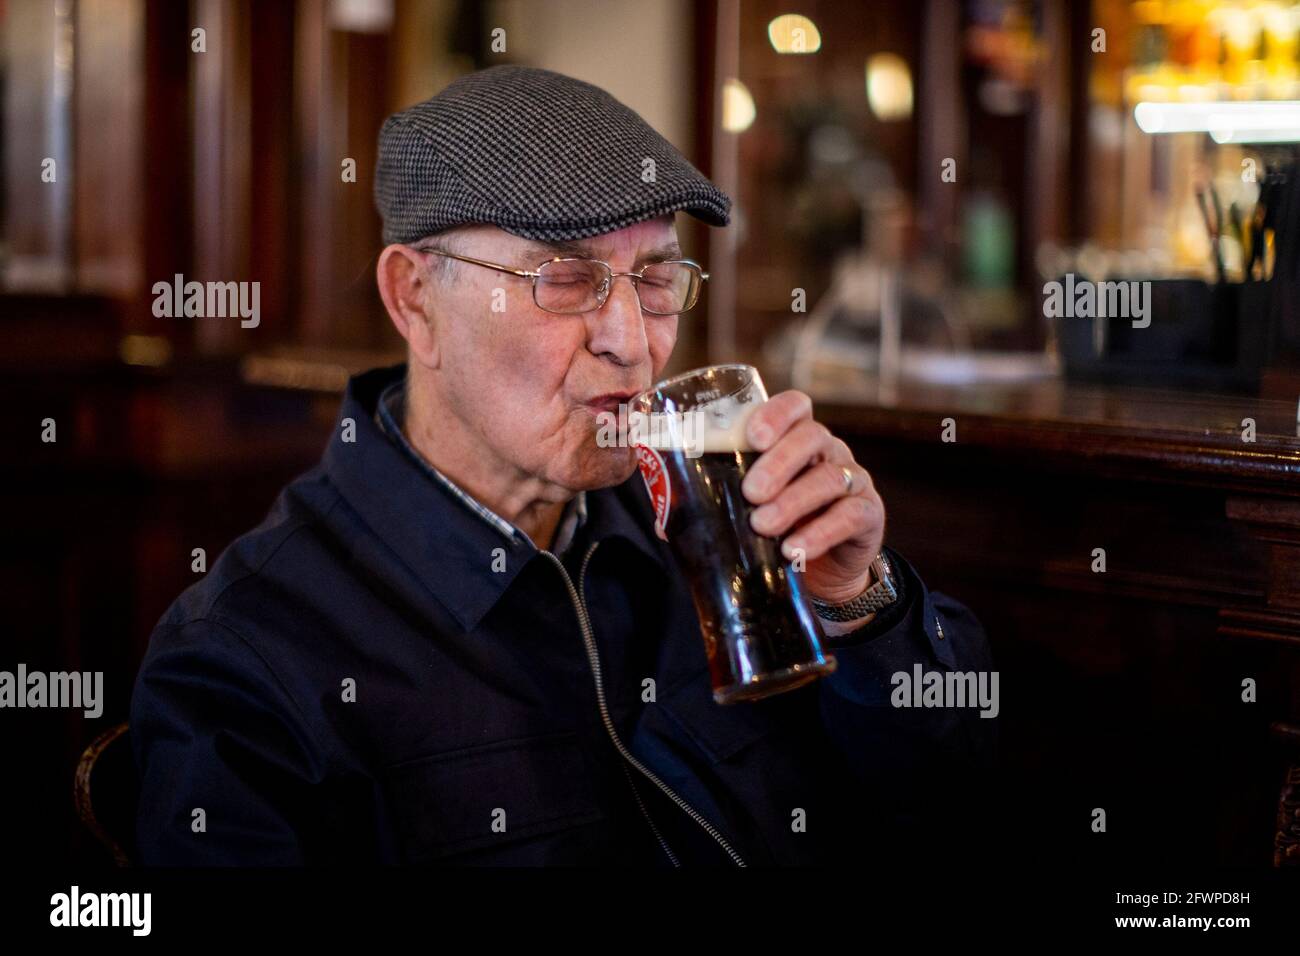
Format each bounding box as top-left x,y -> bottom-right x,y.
741,417 -> 835,504
781,494 -> 882,563
751,460 -> 868,538
745,390 -> 813,451
828,435 -> 854,463
826,436 -> 880,498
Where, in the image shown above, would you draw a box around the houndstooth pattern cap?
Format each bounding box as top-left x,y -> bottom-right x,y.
373,65 -> 731,245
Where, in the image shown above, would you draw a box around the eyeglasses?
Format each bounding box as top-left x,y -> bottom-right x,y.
413,246 -> 709,315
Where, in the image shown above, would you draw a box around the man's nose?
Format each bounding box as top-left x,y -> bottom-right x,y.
586,275 -> 651,367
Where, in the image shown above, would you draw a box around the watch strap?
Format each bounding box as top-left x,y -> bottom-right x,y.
809,552 -> 898,622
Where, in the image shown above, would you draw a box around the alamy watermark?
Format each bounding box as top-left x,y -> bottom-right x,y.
1042,273 -> 1150,329
50,886 -> 150,936
595,405 -> 708,457
152,273 -> 260,328
1,664 -> 102,718
891,663 -> 999,719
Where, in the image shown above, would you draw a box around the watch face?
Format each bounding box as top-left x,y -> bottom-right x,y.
872,555 -> 896,596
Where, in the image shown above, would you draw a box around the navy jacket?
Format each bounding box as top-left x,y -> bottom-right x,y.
131,364 -> 997,866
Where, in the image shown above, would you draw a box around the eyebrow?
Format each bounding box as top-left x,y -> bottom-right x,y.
524,239 -> 684,265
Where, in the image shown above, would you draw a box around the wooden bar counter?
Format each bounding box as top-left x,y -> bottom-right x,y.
807,373 -> 1300,867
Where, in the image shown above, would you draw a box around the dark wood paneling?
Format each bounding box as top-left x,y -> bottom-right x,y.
819,378 -> 1300,866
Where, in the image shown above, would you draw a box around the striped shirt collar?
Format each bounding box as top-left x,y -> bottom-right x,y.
373,379 -> 588,556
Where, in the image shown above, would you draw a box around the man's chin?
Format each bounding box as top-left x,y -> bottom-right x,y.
570,444 -> 638,491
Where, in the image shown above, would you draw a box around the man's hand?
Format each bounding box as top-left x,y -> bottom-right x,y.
741,390 -> 885,605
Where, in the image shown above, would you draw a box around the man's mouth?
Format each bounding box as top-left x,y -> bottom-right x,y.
584,391 -> 639,414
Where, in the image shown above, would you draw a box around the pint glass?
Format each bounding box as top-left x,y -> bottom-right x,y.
630,364 -> 837,704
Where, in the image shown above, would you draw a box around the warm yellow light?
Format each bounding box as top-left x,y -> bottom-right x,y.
721,78 -> 756,132
767,14 -> 821,54
119,335 -> 173,368
866,53 -> 913,121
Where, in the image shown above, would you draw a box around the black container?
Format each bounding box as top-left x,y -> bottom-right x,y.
1057,277 -> 1274,393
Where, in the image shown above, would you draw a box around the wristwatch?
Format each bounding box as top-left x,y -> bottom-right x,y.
809,551 -> 898,622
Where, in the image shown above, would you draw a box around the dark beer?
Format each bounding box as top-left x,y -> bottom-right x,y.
662,449 -> 835,702
632,364 -> 836,704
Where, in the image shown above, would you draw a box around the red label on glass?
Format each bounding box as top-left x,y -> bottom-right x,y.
634,444 -> 671,541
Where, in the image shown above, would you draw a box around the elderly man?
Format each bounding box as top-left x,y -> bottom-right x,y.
132,65 -> 995,866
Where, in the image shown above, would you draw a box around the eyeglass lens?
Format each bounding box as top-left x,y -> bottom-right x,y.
534,259 -> 701,314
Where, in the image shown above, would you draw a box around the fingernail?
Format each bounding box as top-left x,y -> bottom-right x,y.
751,424 -> 772,447
783,536 -> 804,558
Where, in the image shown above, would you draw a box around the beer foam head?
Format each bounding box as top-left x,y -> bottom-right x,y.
632,399 -> 757,455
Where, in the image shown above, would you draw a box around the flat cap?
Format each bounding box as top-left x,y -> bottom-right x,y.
373,65 -> 731,245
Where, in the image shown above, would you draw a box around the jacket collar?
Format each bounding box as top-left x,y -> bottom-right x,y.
323,364 -> 667,632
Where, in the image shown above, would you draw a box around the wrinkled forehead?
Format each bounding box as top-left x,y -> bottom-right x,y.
485,216 -> 682,264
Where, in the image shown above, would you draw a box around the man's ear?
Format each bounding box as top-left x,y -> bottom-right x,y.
377,244 -> 440,369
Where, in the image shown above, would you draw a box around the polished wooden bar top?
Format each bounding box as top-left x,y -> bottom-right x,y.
808,374 -> 1300,495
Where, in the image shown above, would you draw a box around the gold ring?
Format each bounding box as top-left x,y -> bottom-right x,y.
840,465 -> 854,495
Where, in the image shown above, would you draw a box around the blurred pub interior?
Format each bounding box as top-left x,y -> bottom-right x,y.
3,0 -> 1300,868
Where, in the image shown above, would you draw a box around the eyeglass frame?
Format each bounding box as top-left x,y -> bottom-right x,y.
410,245 -> 710,316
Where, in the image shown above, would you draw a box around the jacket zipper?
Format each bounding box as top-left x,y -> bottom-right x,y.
540,543 -> 747,868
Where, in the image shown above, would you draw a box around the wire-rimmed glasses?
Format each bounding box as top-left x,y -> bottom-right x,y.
413,247 -> 709,315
